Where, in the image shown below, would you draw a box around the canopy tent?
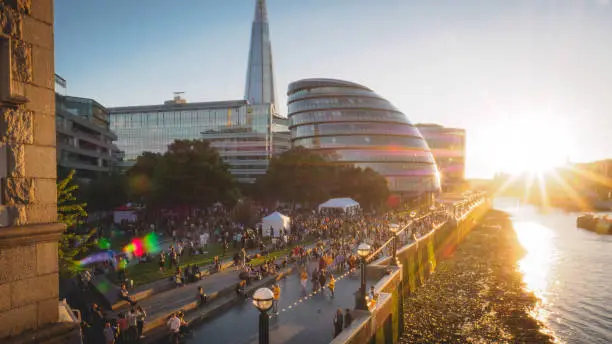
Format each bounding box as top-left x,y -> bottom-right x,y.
261,212 -> 291,237
318,198 -> 360,215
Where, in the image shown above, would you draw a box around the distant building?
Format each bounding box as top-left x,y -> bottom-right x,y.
415,124 -> 466,192
109,97 -> 288,183
55,75 -> 120,180
287,78 -> 441,197
109,0 -> 288,183
244,0 -> 277,109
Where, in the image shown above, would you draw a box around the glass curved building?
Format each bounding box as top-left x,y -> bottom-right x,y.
287,78 -> 441,195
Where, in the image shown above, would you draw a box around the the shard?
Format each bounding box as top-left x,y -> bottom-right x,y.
244,0 -> 277,108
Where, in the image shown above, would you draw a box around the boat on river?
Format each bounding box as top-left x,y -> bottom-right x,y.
577,214 -> 612,234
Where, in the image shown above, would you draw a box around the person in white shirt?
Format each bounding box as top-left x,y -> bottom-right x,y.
167,313 -> 181,342
200,232 -> 209,249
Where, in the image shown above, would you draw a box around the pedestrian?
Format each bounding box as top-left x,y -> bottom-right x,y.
159,251 -> 166,272
328,275 -> 335,298
272,283 -> 281,315
197,286 -> 208,306
127,307 -> 139,343
333,308 -> 344,337
300,270 -> 308,294
344,309 -> 352,328
103,321 -> 115,344
136,306 -> 147,339
166,313 -> 181,344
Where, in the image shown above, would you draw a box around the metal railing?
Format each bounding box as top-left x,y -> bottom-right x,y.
363,194 -> 487,264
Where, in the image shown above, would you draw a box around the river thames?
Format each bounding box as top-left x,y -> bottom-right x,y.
494,198 -> 612,344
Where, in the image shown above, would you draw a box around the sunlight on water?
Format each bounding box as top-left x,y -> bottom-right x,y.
514,221 -> 555,324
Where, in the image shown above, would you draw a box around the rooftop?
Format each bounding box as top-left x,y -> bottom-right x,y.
108,99 -> 248,114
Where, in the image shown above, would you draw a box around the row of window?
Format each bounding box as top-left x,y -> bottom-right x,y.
352,162 -> 439,176
329,149 -> 436,164
287,87 -> 381,103
289,109 -> 409,126
293,135 -> 429,150
110,109 -> 269,130
288,96 -> 398,114
291,122 -> 423,139
385,175 -> 441,192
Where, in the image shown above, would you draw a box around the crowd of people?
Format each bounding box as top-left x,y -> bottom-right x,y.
76,199 -> 454,343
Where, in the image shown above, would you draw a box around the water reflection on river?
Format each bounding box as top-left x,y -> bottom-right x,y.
494,198 -> 612,344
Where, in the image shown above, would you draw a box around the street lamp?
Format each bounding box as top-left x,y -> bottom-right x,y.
356,243 -> 371,310
253,287 -> 274,344
389,224 -> 399,266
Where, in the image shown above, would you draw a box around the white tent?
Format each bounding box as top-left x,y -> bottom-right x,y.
318,198 -> 360,214
261,212 -> 291,237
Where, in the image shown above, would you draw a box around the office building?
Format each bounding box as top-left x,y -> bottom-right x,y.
287,78 -> 441,196
245,0 -> 277,109
109,0 -> 287,182
415,124 -> 466,192
110,96 -> 289,183
55,75 -> 120,180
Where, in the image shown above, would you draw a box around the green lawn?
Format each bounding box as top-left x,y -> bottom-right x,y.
115,244 -> 238,287
118,237 -> 316,288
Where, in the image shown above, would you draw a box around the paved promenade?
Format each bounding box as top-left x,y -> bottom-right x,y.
185,262 -> 379,344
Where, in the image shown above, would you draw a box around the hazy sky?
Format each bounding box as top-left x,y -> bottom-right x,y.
55,0 -> 612,179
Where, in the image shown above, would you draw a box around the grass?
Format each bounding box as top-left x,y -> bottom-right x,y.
118,237 -> 317,288
116,244 -> 238,288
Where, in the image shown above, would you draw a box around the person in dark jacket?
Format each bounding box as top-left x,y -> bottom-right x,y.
344,309 -> 353,328
333,308 -> 344,337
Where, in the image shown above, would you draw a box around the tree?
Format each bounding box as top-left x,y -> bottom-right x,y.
258,147 -> 332,206
57,170 -> 87,228
128,140 -> 241,210
257,147 -> 390,210
83,172 -> 129,211
57,170 -> 94,277
127,152 -> 162,203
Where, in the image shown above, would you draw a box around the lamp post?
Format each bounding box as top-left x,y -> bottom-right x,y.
253,287 -> 274,344
356,243 -> 371,310
389,224 -> 399,266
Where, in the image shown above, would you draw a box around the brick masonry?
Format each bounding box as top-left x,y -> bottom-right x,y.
0,0 -> 66,339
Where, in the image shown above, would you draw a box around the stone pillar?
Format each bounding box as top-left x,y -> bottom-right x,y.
0,0 -> 66,339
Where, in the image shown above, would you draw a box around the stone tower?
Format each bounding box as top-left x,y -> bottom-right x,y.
1,0 -> 71,341
244,0 -> 277,109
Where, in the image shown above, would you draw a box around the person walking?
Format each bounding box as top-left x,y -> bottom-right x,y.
328,275 -> 336,298
127,307 -> 138,343
333,308 -> 344,337
300,270 -> 308,295
272,283 -> 281,315
136,306 -> 147,339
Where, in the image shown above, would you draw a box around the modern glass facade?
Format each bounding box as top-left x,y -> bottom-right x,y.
287,78 -> 441,195
110,100 -> 249,161
244,0 -> 277,109
109,100 -> 289,183
415,124 -> 466,192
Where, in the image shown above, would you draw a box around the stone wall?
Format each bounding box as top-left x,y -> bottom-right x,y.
332,199 -> 491,344
0,0 -> 66,339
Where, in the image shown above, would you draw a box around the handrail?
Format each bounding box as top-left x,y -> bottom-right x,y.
361,196 -> 485,264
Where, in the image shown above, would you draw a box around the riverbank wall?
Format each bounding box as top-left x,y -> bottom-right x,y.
332,197 -> 491,344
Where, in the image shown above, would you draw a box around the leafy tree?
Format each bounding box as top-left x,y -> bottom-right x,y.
57,170 -> 94,277
57,170 -> 87,227
127,152 -> 162,202
129,140 -> 240,210
83,172 -> 129,211
257,147 -> 390,210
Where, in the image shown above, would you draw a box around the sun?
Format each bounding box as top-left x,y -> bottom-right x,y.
490,112 -> 571,175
